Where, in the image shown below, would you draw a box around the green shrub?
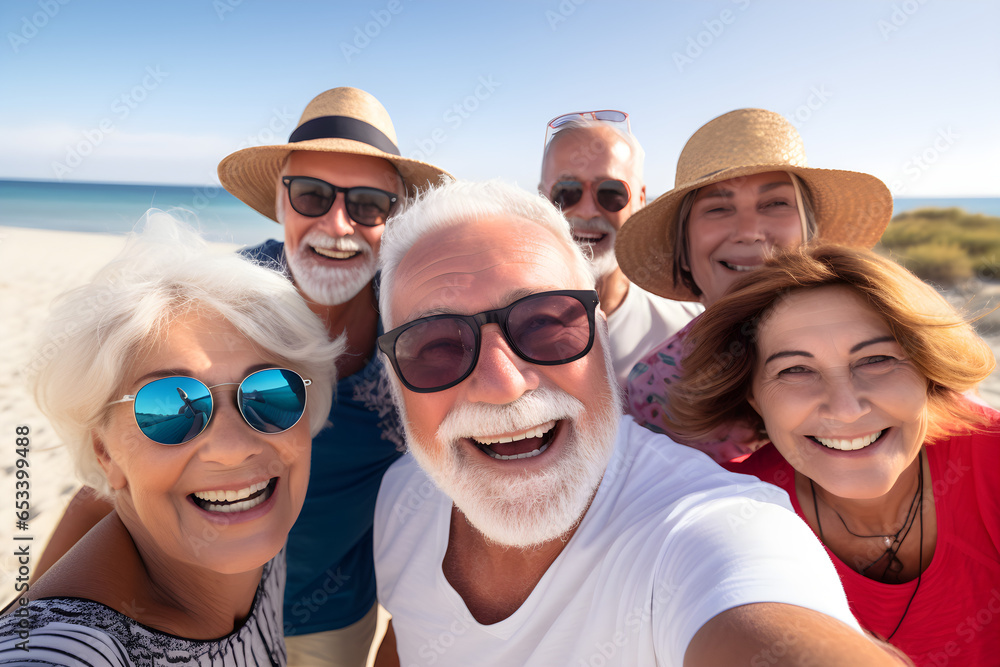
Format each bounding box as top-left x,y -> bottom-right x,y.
877,207 -> 1000,284
890,243 -> 973,285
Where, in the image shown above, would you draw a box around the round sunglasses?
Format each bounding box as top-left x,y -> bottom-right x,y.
378,290 -> 599,393
107,368 -> 311,445
282,175 -> 398,226
548,179 -> 631,214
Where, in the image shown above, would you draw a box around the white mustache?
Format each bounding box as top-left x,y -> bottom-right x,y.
437,387 -> 584,445
302,230 -> 371,255
568,216 -> 616,237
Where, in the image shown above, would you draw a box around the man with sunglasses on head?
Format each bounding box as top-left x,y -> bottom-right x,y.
33,88 -> 450,667
539,112 -> 701,389
370,179 -> 910,666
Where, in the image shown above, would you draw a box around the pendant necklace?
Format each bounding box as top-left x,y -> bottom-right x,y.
811,451 -> 924,640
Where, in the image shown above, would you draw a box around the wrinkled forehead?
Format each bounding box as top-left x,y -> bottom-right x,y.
390,217 -> 586,324
283,150 -> 403,192
543,126 -> 634,178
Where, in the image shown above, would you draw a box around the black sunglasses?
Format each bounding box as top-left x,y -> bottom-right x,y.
378,290 -> 599,393
548,179 -> 631,213
282,175 -> 399,226
107,368 -> 311,445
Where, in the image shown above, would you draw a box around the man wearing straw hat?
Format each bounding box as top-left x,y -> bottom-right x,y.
539,111 -> 701,389
214,87 -> 450,664
31,87 -> 448,665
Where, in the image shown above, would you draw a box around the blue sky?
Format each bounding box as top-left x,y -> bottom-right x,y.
1,0 -> 997,196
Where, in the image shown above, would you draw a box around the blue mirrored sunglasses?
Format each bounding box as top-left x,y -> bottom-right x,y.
107,368 -> 311,445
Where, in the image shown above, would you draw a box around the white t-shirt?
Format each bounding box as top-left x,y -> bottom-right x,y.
606,285 -> 702,388
374,417 -> 861,667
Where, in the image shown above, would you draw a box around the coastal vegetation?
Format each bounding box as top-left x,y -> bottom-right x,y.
877,207 -> 1000,285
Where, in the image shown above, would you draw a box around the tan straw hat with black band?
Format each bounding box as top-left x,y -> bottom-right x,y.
218,87 -> 451,222
616,108 -> 893,301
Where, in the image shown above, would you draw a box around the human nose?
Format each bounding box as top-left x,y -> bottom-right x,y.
195,393 -> 265,466
314,195 -> 356,237
818,373 -> 870,424
568,183 -> 601,219
463,325 -> 539,404
730,208 -> 767,243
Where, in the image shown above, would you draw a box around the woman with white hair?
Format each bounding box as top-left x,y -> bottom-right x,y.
0,214 -> 341,665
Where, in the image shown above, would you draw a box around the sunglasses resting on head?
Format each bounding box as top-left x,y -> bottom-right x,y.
108,368 -> 311,445
379,290 -> 599,393
282,175 -> 398,226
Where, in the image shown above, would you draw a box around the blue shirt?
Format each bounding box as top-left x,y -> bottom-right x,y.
242,240 -> 405,635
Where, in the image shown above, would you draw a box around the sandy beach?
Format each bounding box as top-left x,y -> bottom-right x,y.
2,224 -> 999,622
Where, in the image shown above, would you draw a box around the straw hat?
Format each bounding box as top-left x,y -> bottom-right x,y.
218,87 -> 451,222
616,108 -> 892,301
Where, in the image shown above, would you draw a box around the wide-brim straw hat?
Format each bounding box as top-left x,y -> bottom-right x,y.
218,87 -> 451,222
616,108 -> 893,301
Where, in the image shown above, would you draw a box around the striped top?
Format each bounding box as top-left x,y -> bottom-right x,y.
0,551 -> 286,666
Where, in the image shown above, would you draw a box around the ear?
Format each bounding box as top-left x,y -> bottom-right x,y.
746,392 -> 760,415
92,429 -> 127,491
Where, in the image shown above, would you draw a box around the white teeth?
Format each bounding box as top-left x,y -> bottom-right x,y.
313,246 -> 358,259
573,231 -> 605,242
203,494 -> 268,513
473,421 -> 556,446
482,442 -> 551,461
814,430 -> 884,451
721,261 -> 761,272
193,479 -> 269,504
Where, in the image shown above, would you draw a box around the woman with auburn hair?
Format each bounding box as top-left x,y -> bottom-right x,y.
616,108 -> 892,462
665,243 -> 999,666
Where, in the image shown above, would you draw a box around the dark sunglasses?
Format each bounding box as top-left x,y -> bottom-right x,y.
282,175 -> 398,226
548,179 -> 631,213
108,368 -> 311,445
378,290 -> 599,393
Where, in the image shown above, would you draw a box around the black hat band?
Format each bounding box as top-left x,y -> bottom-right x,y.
289,115 -> 400,156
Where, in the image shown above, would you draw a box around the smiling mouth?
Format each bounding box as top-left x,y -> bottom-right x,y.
190,478 -> 277,513
311,246 -> 360,260
572,231 -> 608,246
809,430 -> 886,452
719,260 -> 762,272
471,420 -> 557,461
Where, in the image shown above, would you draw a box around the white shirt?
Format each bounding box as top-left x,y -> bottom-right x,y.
374,417 -> 861,666
606,285 -> 702,388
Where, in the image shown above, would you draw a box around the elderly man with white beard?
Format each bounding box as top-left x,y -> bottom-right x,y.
539,112 -> 702,388
370,180 -> 910,667
217,87 -> 450,664
32,87 -> 451,666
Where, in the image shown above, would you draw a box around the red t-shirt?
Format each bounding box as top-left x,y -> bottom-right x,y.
726,409 -> 1000,667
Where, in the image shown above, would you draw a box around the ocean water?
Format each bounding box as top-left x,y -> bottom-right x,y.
1,179 -> 999,246
0,179 -> 277,245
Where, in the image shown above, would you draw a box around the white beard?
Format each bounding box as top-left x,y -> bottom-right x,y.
391,347 -> 622,549
286,230 -> 375,306
568,216 -> 618,281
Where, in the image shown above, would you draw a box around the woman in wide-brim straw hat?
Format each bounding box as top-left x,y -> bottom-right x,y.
615,108 -> 893,461
218,86 -> 449,222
